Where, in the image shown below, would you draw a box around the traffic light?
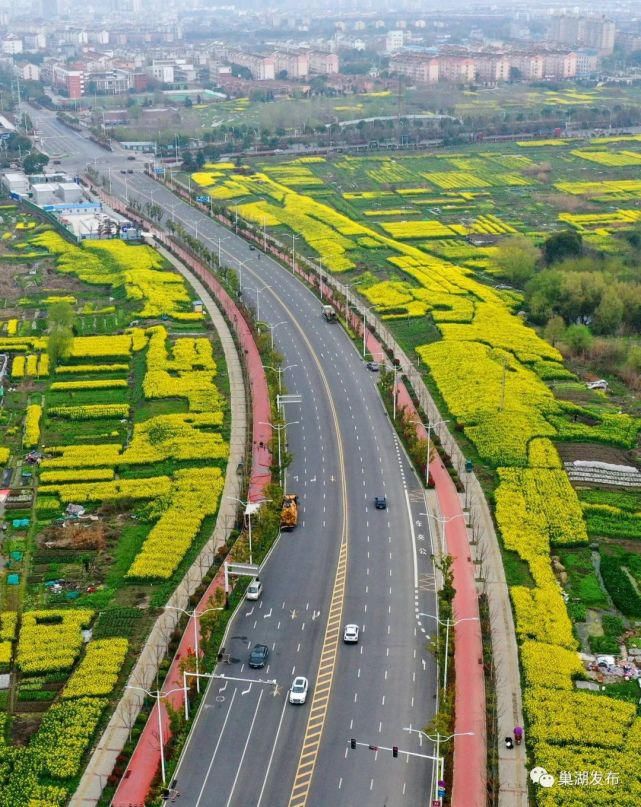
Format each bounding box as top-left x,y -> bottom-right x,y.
392,745 -> 399,758
350,738 -> 356,750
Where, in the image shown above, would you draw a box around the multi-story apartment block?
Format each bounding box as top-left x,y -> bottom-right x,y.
52,66 -> 85,99
550,14 -> 615,56
308,50 -> 339,74
385,30 -> 404,54
1,35 -> 23,56
389,53 -> 439,83
273,50 -> 309,79
225,50 -> 275,81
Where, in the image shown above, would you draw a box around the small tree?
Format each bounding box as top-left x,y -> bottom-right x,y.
564,323 -> 593,356
543,229 -> 583,265
493,235 -> 540,285
544,314 -> 566,346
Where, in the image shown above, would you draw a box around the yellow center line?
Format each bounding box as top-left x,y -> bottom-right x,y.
245,273 -> 350,807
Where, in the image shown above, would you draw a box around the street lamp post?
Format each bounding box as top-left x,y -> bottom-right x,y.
164,605 -> 224,693
246,284 -> 271,322
263,320 -> 286,351
419,611 -> 480,693
290,234 -> 298,273
225,496 -> 271,565
404,726 -> 474,804
260,420 -> 298,485
423,511 -> 467,559
262,363 -> 297,394
409,417 -> 450,486
124,685 -> 187,785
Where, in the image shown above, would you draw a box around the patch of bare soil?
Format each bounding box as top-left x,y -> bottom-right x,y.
39,521 -> 108,551
557,442 -> 637,466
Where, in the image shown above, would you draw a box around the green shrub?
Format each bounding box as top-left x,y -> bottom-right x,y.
600,554 -> 641,617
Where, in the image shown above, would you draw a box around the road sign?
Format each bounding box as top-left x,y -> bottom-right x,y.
438,786 -> 446,797
196,195 -> 209,203
432,800 -> 441,807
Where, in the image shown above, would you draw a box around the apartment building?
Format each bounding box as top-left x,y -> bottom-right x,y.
308,50 -> 339,75
391,48 -> 578,85
225,49 -> 275,81
52,65 -> 85,99
550,14 -> 615,56
389,52 -> 439,83
385,30 -> 404,54
273,50 -> 309,79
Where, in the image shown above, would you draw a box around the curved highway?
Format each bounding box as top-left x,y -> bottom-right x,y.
27,106 -> 439,807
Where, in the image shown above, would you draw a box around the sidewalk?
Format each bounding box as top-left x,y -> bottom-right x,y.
109,247 -> 273,806
71,234 -> 264,805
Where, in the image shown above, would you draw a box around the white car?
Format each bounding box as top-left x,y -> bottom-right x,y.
343,624 -> 359,644
245,579 -> 263,600
289,676 -> 309,704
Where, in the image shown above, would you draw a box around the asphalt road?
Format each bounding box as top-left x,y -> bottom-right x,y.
27,107 -> 440,807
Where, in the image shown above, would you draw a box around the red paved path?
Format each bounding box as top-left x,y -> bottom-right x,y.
106,213 -> 272,805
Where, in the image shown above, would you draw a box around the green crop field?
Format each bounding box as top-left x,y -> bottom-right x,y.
0,209 -> 229,805
193,133 -> 641,805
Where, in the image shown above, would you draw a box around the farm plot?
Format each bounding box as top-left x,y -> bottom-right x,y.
201,138 -> 641,805
0,212 -> 229,804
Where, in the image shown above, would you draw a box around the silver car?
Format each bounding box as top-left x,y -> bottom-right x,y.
289,676 -> 309,704
246,579 -> 263,600
343,624 -> 360,644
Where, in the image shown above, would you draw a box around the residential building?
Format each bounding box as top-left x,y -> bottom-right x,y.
390,52 -> 439,83
19,63 -> 41,82
308,50 -> 339,74
543,51 -> 577,79
550,14 -> 615,56
274,50 -> 309,79
225,49 -> 275,81
575,49 -> 599,76
386,30 -> 404,54
1,35 -> 23,56
52,66 -> 85,99
148,61 -> 174,83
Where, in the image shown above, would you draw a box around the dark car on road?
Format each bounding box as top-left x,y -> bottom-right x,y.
248,643 -> 270,669
374,496 -> 387,510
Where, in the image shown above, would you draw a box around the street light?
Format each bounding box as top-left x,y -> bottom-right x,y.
260,420 -> 298,485
409,417 -> 449,487
124,685 -> 187,785
245,284 -> 271,322
290,234 -> 298,273
225,496 -> 271,565
262,320 -> 286,351
404,726 -> 474,804
418,611 -> 479,693
423,510 -> 467,558
163,604 -> 225,693
262,363 -> 297,394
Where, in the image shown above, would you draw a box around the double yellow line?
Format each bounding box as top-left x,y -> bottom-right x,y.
258,289 -> 349,807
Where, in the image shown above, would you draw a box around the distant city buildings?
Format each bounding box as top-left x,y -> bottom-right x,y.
550,14 -> 615,56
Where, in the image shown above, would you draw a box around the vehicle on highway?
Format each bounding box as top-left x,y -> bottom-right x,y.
127,169 -> 134,174
343,624 -> 359,644
374,495 -> 387,510
280,493 -> 299,531
289,676 -> 309,704
53,160 -> 61,165
127,156 -> 136,161
246,579 -> 263,600
322,305 -> 337,322
249,244 -> 256,250
366,361 -> 379,372
120,169 -> 126,174
248,643 -> 270,668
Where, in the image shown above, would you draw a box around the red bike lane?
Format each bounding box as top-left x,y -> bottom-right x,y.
110,231 -> 272,806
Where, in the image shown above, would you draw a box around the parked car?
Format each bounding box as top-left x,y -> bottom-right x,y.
248,643 -> 270,668
246,579 -> 263,601
366,361 -> 379,372
289,676 -> 309,704
374,496 -> 387,510
343,624 -> 359,644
